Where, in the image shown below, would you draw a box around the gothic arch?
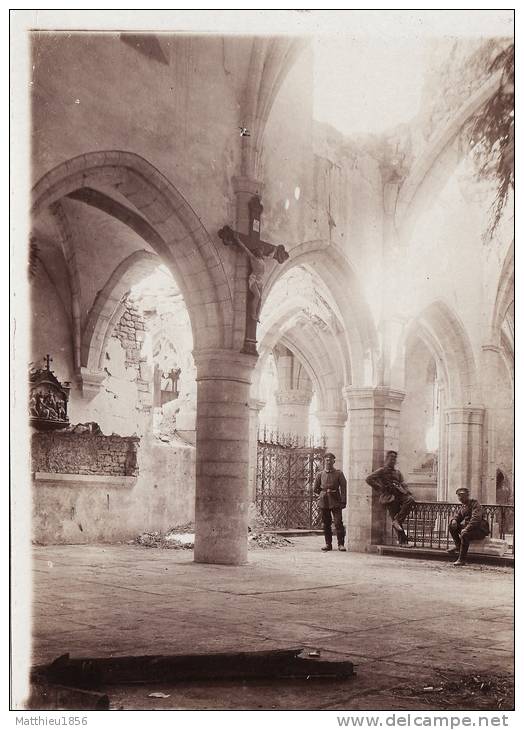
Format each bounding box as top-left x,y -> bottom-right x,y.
491,241 -> 514,344
81,250 -> 160,374
399,300 -> 478,405
396,73 -> 502,240
261,243 -> 378,388
255,297 -> 348,413
31,150 -> 233,351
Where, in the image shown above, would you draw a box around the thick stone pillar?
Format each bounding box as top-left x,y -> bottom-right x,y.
315,411 -> 347,462
445,407 -> 484,500
344,386 -> 405,551
193,349 -> 257,565
248,398 -> 265,501
275,389 -> 312,440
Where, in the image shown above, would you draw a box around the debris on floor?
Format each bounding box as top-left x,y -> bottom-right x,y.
134,526 -> 294,550
248,532 -> 294,549
135,529 -> 194,549
393,672 -> 513,710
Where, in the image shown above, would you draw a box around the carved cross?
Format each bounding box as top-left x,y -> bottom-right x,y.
218,196 -> 289,354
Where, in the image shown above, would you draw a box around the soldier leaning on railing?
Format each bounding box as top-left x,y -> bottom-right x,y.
365,450 -> 417,547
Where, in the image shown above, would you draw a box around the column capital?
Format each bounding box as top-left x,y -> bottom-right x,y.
315,410 -> 347,428
76,367 -> 105,397
343,386 -> 405,412
275,388 -> 313,407
193,348 -> 258,384
232,175 -> 264,197
249,398 -> 266,412
481,344 -> 502,355
445,406 -> 485,426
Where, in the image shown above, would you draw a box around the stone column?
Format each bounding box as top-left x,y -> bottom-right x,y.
480,345 -> 503,504
445,407 -> 485,500
193,349 -> 257,565
275,389 -> 312,441
344,386 -> 405,551
315,411 -> 347,462
248,398 -> 265,501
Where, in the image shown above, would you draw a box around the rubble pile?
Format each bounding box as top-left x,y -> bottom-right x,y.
135,523 -> 195,550
134,525 -> 294,551
248,532 -> 294,549
394,672 -> 514,710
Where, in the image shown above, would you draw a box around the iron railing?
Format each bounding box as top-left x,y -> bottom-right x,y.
383,501 -> 514,554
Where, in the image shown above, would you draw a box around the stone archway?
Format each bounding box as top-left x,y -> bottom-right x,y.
261,245 -> 378,389
396,74 -> 503,241
31,151 -> 233,353
79,250 -> 161,394
399,300 -> 481,498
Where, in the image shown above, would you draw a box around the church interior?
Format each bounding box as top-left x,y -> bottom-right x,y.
13,11 -> 516,711
26,26 -> 514,564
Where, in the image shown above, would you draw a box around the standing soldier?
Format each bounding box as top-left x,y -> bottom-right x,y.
314,452 -> 347,552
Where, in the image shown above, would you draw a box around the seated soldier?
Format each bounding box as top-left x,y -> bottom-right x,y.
448,487 -> 490,566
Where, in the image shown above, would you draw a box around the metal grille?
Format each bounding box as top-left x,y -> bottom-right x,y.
383,501 -> 514,554
255,430 -> 326,529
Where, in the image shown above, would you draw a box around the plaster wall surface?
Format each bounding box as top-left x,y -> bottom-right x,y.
397,166 -> 486,365
31,33 -> 246,269
262,47 -> 315,249
30,264 -> 74,383
398,339 -> 438,499
32,436 -> 195,544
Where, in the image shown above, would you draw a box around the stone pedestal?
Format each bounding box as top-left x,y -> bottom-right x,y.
275,389 -> 312,440
445,406 -> 484,500
315,411 -> 347,462
193,349 -> 257,565
344,386 -> 405,551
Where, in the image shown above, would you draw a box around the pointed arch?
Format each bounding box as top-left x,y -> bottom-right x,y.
399,300 -> 478,405
81,250 -> 160,373
396,73 -> 502,240
262,242 -> 378,388
31,150 -> 234,351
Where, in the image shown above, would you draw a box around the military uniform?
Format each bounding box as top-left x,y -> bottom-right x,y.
365,465 -> 416,544
313,467 -> 347,548
449,498 -> 490,561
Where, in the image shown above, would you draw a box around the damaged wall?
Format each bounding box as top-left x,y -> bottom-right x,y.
32,432 -> 139,476
32,435 -> 195,544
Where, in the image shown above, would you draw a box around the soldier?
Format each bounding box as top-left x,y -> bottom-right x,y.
366,451 -> 416,546
448,487 -> 490,566
313,452 -> 347,552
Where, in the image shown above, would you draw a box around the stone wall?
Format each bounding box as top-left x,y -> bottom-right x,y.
32,435 -> 196,544
32,432 -> 139,477
112,300 -> 146,370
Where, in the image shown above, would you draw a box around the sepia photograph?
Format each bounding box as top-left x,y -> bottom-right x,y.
10,8 -> 515,717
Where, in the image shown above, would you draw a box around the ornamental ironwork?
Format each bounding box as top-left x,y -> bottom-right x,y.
255,428 -> 326,530
382,500 -> 514,554
29,355 -> 70,431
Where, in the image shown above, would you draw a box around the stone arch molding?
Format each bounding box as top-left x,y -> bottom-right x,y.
396,73 -> 503,241
261,243 -> 379,389
399,300 -> 479,406
31,152 -> 234,382
79,250 -> 160,395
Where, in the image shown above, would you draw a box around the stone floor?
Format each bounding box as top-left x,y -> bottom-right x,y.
28,538 -> 514,710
